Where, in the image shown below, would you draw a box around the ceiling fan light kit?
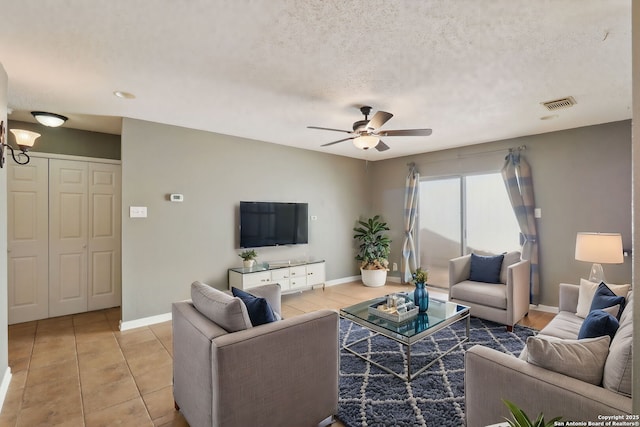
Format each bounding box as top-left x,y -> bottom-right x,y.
353,135 -> 380,150
31,111 -> 68,127
308,105 -> 432,152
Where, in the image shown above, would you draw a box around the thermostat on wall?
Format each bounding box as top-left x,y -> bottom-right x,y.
170,194 -> 184,202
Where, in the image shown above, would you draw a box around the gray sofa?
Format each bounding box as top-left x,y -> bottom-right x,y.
465,283 -> 632,426
172,282 -> 339,427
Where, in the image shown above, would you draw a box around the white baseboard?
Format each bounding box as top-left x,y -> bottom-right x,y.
0,367 -> 12,411
324,276 -> 361,287
119,312 -> 172,331
530,303 -> 559,314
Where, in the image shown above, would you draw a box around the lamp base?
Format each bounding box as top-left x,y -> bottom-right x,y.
588,263 -> 606,283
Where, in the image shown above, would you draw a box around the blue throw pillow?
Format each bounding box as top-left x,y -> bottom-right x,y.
590,282 -> 626,320
469,253 -> 504,284
231,287 -> 277,327
578,309 -> 619,340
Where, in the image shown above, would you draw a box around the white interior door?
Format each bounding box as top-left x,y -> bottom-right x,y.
49,159 -> 88,317
88,162 -> 121,310
7,158 -> 49,324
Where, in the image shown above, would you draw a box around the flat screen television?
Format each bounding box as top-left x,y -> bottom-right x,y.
239,201 -> 308,248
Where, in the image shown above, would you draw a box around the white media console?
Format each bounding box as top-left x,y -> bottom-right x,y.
228,260 -> 326,293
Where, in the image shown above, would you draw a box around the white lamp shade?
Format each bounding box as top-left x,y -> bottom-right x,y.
575,232 -> 624,264
353,135 -> 379,150
9,129 -> 40,149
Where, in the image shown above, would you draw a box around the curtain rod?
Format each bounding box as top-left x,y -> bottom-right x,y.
405,145 -> 526,167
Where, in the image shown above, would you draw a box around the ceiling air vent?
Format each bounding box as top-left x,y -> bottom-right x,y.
542,96 -> 576,111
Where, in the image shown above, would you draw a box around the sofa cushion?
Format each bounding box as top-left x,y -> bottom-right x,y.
191,281 -> 252,332
499,251 -> 521,284
469,253 -> 504,284
578,309 -> 619,340
603,291 -> 633,396
538,311 -> 583,339
589,282 -> 626,320
231,287 -> 277,327
450,281 -> 507,309
525,335 -> 610,385
576,279 -> 630,318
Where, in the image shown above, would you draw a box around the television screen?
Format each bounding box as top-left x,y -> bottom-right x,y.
239,201 -> 308,248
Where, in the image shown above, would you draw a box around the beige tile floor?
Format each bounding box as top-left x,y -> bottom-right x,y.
0,281 -> 553,426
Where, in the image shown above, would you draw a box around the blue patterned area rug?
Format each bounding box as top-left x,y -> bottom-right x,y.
338,316 -> 536,427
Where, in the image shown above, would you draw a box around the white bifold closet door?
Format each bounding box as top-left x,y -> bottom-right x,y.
7,157 -> 121,324
49,159 -> 89,317
7,157 -> 49,324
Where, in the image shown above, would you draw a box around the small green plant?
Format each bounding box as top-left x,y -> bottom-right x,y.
353,215 -> 391,270
502,400 -> 562,427
412,268 -> 428,284
238,249 -> 257,261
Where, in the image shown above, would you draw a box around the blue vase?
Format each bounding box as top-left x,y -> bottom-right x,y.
414,282 -> 429,312
415,313 -> 429,333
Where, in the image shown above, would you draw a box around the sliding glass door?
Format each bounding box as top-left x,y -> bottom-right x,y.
419,177 -> 462,288
419,172 -> 520,288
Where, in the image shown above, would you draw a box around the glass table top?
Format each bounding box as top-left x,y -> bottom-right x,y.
340,293 -> 469,342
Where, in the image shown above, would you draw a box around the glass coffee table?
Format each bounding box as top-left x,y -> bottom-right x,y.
340,294 -> 470,382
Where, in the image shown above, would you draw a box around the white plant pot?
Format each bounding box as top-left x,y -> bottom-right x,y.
243,260 -> 256,268
360,268 -> 387,287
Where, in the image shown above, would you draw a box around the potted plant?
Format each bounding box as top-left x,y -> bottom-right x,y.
239,249 -> 257,268
501,400 -> 562,427
353,215 -> 391,287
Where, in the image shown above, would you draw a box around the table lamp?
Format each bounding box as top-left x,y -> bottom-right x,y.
575,232 -> 623,283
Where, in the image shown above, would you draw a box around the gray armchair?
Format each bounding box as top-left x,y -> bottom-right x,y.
448,252 -> 530,331
172,282 -> 339,427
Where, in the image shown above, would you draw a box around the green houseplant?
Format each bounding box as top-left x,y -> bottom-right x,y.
502,400 -> 562,427
239,249 -> 257,268
353,215 -> 391,287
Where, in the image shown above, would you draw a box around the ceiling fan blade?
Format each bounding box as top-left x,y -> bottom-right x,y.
308,126 -> 352,134
377,128 -> 433,137
375,140 -> 390,152
321,137 -> 355,147
366,111 -> 393,130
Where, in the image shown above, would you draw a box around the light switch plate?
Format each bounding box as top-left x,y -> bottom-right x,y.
130,206 -> 148,218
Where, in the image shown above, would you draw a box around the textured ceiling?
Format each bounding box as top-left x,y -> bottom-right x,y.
0,1 -> 631,160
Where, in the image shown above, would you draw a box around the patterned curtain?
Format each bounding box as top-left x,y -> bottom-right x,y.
501,151 -> 539,304
401,165 -> 420,282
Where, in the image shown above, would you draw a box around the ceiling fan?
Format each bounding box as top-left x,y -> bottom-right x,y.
307,106 -> 432,152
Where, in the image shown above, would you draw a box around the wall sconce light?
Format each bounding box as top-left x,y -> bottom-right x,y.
0,121 -> 41,168
31,111 -> 68,127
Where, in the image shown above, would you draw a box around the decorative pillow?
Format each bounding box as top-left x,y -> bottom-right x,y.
499,251 -> 521,284
578,309 -> 619,340
526,335 -> 610,385
575,279 -> 630,318
232,287 -> 277,327
603,290 -> 633,396
589,282 -> 626,320
469,253 -> 504,284
191,281 -> 252,332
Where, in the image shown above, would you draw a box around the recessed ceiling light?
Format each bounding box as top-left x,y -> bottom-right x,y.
113,90 -> 135,99
540,115 -> 559,121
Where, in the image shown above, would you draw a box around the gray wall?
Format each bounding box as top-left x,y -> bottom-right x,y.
0,66 -> 9,387
7,120 -> 120,160
370,120 -> 632,307
121,118 -> 368,321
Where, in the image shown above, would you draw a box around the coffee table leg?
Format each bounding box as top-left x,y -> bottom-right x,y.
406,344 -> 412,381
